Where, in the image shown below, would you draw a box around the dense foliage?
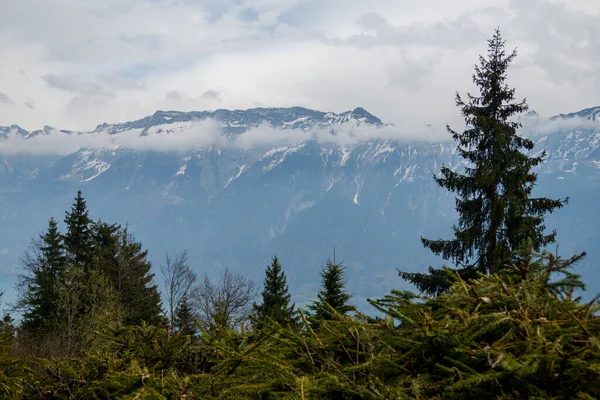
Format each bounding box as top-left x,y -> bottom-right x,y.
1,245 -> 598,399
0,29 -> 598,398
16,190 -> 162,356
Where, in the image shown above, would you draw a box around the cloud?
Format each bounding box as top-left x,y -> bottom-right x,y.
166,90 -> 182,101
343,11 -> 485,50
0,93 -> 13,105
520,114 -> 600,135
0,118 -> 451,156
23,98 -> 35,109
43,74 -> 115,98
19,69 -> 29,82
510,0 -> 600,82
2,110 -> 597,156
200,90 -> 222,102
231,121 -> 446,149
0,0 -> 598,136
0,120 -> 223,154
97,74 -> 146,90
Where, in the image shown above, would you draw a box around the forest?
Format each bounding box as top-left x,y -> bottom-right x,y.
1,29 -> 599,399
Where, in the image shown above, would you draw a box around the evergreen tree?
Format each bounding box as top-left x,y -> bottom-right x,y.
18,218 -> 66,335
40,217 -> 67,270
308,259 -> 352,321
173,296 -> 197,336
64,190 -> 94,268
107,227 -> 162,325
252,255 -> 296,329
402,28 -> 566,295
91,219 -> 121,260
0,292 -> 15,340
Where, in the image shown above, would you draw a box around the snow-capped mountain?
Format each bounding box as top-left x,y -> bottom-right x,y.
91,106 -> 383,136
0,106 -> 598,309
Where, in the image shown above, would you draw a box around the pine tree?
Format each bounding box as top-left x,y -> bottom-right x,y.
173,296 -> 197,336
252,255 -> 296,329
401,28 -> 566,295
19,218 -> 66,335
308,259 -> 352,321
64,190 -> 94,268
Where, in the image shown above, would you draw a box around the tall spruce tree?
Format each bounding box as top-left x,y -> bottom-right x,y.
401,28 -> 566,296
19,218 -> 67,335
64,190 -> 94,268
252,255 -> 296,329
108,227 -> 162,325
308,259 -> 352,321
40,218 -> 67,271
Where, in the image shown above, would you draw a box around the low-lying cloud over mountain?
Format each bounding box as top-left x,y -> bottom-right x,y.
2,107 -> 599,155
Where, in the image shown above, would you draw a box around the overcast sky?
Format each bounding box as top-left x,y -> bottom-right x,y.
0,0 -> 598,134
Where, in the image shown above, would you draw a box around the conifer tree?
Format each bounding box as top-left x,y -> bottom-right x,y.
308,259 -> 352,321
106,227 -> 162,325
91,220 -> 121,260
40,217 -> 67,270
173,296 -> 197,336
0,292 -> 15,340
252,255 -> 296,329
19,218 -> 66,334
64,190 -> 94,268
402,28 -> 566,295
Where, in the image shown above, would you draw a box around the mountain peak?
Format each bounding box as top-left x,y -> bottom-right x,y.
551,106 -> 600,122
350,107 -> 383,125
0,124 -> 28,136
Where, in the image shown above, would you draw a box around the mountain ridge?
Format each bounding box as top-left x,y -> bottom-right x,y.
3,105 -> 599,139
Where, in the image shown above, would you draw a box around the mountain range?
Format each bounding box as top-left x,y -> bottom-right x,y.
1,106 -> 599,310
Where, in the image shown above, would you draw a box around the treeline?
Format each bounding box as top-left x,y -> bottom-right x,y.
0,28 -> 599,399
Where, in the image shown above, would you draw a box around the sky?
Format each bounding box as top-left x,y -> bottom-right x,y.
0,0 -> 599,136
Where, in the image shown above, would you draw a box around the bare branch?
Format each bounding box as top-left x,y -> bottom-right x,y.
160,250 -> 197,327
189,268 -> 257,331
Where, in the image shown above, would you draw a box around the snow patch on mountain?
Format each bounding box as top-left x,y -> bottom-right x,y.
175,157 -> 191,176
59,150 -> 111,182
371,142 -> 395,161
353,176 -> 363,205
262,143 -> 305,172
3,158 -> 14,174
339,146 -> 353,166
225,165 -> 246,187
283,116 -> 309,128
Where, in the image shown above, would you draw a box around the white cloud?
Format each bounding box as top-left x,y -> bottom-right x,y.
97,74 -> 146,90
0,93 -> 13,105
0,120 -> 221,154
1,110 -> 597,156
0,0 -> 598,136
521,115 -> 600,135
0,118 -> 448,155
200,90 -> 222,102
